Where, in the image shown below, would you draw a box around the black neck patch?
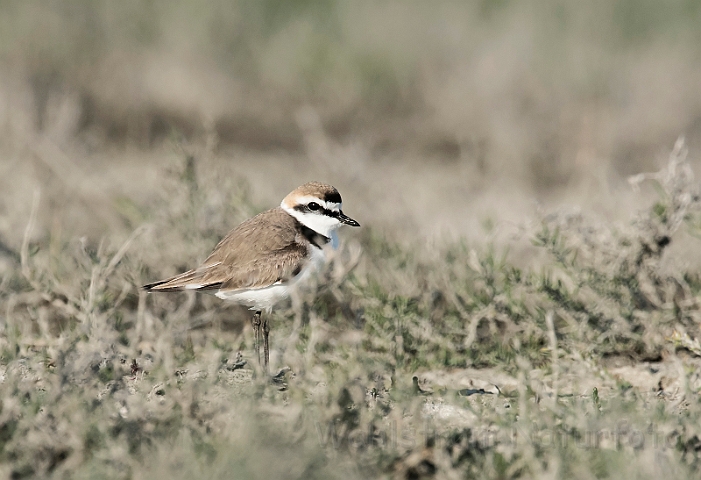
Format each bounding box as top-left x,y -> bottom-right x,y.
299,224 -> 330,249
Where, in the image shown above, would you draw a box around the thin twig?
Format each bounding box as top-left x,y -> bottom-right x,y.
104,226 -> 147,281
546,311 -> 559,406
20,189 -> 41,286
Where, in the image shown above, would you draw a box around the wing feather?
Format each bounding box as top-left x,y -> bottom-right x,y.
143,208 -> 309,293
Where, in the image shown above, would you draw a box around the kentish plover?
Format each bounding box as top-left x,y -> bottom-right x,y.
143,182 -> 360,371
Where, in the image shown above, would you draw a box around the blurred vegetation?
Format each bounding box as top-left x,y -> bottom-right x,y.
2,1 -> 700,177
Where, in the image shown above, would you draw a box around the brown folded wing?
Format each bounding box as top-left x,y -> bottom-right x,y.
143,208 -> 308,292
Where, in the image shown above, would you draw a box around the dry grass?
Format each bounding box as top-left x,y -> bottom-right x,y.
2,2 -> 701,479
1,139 -> 701,479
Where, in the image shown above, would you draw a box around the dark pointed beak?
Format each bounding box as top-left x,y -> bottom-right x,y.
339,211 -> 360,227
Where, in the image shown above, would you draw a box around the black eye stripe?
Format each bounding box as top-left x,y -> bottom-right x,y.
316,207 -> 336,217
293,203 -> 340,218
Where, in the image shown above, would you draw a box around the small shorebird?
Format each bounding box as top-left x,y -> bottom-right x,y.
143,182 -> 359,371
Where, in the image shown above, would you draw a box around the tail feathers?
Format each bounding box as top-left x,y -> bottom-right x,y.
142,279 -> 183,292
142,270 -> 222,292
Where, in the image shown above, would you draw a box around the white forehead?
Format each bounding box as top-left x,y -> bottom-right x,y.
282,194 -> 341,211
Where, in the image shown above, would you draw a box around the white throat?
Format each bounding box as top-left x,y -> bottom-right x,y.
281,202 -> 341,248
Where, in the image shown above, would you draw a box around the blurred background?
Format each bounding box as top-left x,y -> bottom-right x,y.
1,0 -> 700,250
3,5 -> 701,477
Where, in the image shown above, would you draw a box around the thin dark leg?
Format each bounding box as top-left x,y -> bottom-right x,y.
251,311 -> 262,366
262,314 -> 270,372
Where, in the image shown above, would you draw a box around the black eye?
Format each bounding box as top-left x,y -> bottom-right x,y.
307,202 -> 321,211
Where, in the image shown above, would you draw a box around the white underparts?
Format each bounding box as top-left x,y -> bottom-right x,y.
214,241 -> 329,312
215,283 -> 290,313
